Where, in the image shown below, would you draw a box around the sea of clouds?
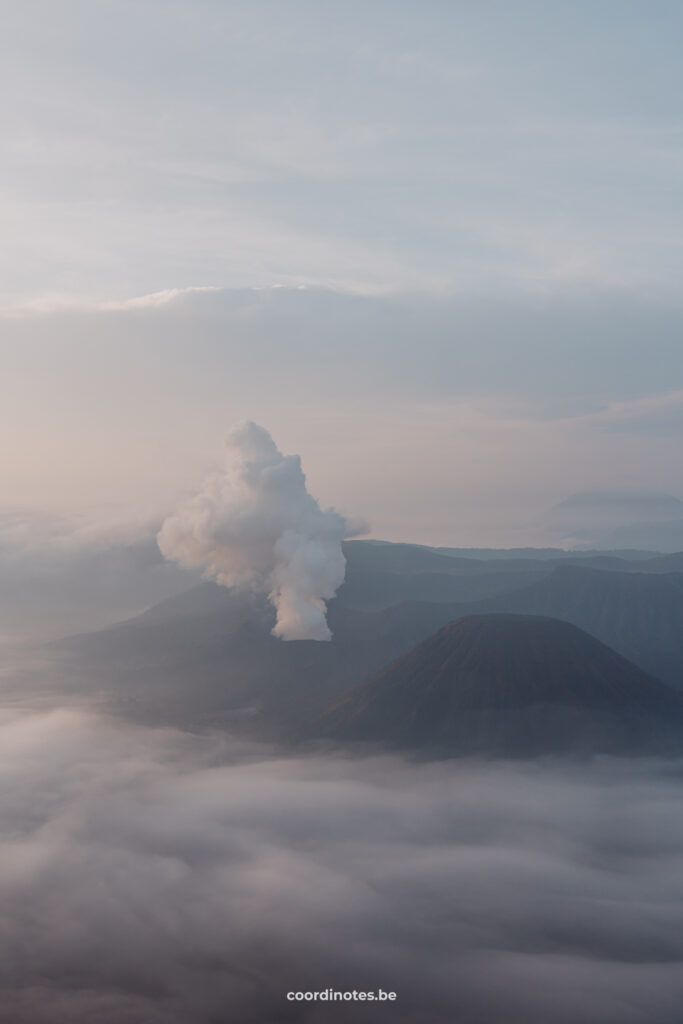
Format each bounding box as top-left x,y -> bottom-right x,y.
0,702 -> 682,1024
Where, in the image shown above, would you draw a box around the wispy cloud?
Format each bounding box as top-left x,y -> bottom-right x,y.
0,286 -> 224,319
1,2 -> 682,304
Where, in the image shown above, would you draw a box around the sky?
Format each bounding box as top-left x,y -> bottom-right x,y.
1,0 -> 682,545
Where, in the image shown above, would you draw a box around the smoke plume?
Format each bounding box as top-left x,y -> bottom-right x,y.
157,422 -> 350,640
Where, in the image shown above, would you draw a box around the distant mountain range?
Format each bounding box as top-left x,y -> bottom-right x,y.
549,490 -> 683,524
472,564 -> 683,686
52,539 -> 683,752
341,545 -> 683,686
542,489 -> 683,552
308,614 -> 683,756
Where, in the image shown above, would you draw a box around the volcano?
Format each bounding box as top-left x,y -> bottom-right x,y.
311,614 -> 683,756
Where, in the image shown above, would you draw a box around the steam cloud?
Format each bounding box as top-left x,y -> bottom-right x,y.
158,423 -> 351,640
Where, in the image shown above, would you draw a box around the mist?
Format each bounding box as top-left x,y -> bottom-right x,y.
0,512 -> 196,641
0,703 -> 682,1024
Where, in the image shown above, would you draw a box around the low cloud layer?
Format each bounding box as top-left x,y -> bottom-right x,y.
0,705 -> 682,1023
158,422 -> 352,640
0,512 -> 194,641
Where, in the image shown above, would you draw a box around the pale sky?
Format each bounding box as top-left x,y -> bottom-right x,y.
1,1 -> 681,545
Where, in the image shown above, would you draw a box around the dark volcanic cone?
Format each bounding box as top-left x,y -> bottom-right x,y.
311,614 -> 683,757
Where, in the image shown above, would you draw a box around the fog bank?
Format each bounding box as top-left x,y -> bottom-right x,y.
0,707 -> 682,1023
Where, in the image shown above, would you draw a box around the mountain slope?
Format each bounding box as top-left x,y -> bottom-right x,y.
470,566 -> 683,687
51,548 -> 683,735
55,584 -> 465,732
312,614 -> 683,756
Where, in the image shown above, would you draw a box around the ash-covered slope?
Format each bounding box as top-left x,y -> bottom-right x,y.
311,614 -> 683,756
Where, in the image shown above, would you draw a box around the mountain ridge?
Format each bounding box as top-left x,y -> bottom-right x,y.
309,613 -> 683,757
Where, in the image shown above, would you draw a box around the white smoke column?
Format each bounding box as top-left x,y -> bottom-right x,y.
157,423 -> 350,641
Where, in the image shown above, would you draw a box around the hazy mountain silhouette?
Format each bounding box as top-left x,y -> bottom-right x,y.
310,614 -> 683,756
572,519 -> 683,553
471,565 -> 683,687
338,540 -> 683,611
338,563 -> 545,609
56,582 -> 464,732
50,541 -> 683,738
550,490 -> 683,524
544,490 -> 683,552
